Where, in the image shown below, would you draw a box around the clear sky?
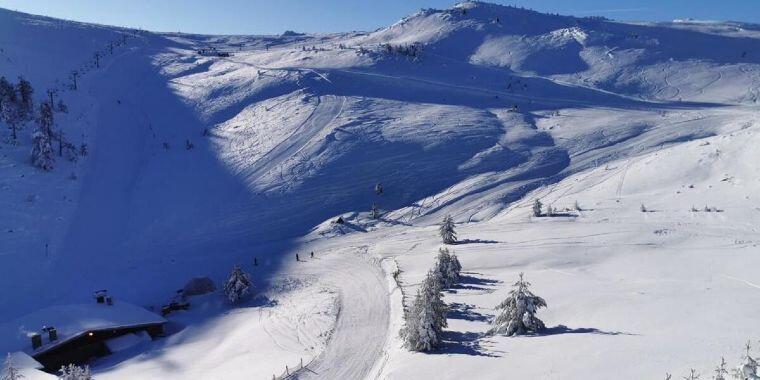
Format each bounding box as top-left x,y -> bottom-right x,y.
0,0 -> 758,35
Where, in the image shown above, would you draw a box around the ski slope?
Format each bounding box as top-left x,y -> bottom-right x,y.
2,1 -> 760,379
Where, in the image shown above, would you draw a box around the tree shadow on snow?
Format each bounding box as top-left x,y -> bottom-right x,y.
437,331 -> 503,357
455,238 -> 500,245
448,274 -> 501,293
447,302 -> 490,322
533,325 -> 637,337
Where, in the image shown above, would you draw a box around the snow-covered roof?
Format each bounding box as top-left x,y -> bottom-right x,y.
7,351 -> 43,369
0,302 -> 166,355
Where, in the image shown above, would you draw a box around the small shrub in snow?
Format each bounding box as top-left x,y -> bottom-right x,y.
2,353 -> 23,380
439,215 -> 457,244
532,199 -> 543,217
223,265 -> 252,304
58,364 -> 92,380
436,247 -> 462,288
682,369 -> 699,380
400,268 -> 447,352
488,273 -> 547,336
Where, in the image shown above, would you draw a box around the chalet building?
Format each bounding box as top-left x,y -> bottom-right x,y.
0,295 -> 166,372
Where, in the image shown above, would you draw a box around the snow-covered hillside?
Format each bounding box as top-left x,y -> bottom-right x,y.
2,1 -> 760,379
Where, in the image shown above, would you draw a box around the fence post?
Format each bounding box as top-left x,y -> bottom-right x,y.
300,357 -> 303,369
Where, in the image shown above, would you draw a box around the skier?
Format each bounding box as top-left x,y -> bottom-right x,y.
310,251 -> 314,258
296,253 -> 299,262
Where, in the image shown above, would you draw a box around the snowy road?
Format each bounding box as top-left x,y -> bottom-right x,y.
291,248 -> 390,380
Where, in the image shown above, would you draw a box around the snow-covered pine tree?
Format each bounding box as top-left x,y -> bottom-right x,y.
31,102 -> 55,171
223,265 -> 252,303
714,357 -> 728,380
401,269 -> 448,352
439,215 -> 457,244
16,77 -> 33,121
532,199 -> 543,217
58,364 -> 92,380
401,288 -> 439,352
2,353 -> 23,380
0,77 -> 20,141
447,253 -> 462,285
436,247 -> 452,287
436,248 -> 461,288
735,341 -> 760,380
421,268 -> 447,336
488,272 -> 547,336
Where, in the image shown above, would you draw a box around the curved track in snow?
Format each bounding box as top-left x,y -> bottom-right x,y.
290,249 -> 390,380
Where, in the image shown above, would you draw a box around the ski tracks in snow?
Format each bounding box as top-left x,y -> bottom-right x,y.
289,248 -> 391,380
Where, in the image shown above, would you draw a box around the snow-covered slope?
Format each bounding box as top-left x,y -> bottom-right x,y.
2,2 -> 760,379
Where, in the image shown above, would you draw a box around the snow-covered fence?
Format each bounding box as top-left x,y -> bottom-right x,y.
271,357 -> 316,379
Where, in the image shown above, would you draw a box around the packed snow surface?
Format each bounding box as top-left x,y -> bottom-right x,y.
2,1 -> 760,378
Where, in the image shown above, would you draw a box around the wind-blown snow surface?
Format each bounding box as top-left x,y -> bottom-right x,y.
2,1 -> 760,378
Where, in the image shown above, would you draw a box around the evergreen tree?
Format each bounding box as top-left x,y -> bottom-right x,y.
0,76 -> 14,120
0,77 -> 20,141
31,102 -> 55,171
421,268 -> 447,335
58,364 -> 92,380
401,268 -> 448,352
16,76 -> 33,121
439,215 -> 457,244
223,265 -> 252,303
447,253 -> 462,285
436,248 -> 461,288
402,288 -> 438,351
532,199 -> 543,217
2,353 -> 23,380
735,341 -> 760,380
714,357 -> 728,380
488,273 -> 547,336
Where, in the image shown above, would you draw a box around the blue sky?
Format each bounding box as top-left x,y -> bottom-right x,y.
0,0 -> 758,35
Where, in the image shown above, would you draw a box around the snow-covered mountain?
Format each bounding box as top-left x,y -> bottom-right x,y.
2,1 -> 760,378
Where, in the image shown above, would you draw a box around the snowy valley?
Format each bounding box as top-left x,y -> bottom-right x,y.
1,1 -> 760,379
